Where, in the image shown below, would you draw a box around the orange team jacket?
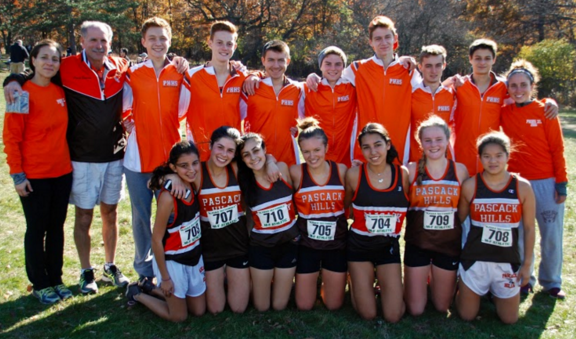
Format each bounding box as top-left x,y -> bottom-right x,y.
342,55 -> 421,164
184,64 -> 247,161
122,60 -> 187,173
409,81 -> 456,162
304,78 -> 357,166
500,100 -> 567,183
241,77 -> 304,166
3,81 -> 72,178
453,73 -> 508,175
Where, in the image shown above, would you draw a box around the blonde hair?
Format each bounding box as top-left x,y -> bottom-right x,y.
141,17 -> 172,39
368,16 -> 397,39
415,116 -> 451,185
505,59 -> 541,97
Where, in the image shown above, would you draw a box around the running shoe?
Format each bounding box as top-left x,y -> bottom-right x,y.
102,264 -> 130,287
520,283 -> 533,296
138,277 -> 156,295
125,282 -> 141,305
53,284 -> 73,300
32,287 -> 60,304
79,269 -> 98,294
547,287 -> 566,300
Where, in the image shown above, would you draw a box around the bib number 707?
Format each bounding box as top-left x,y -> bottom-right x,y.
365,214 -> 397,235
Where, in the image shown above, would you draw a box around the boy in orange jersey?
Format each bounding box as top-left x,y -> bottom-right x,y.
451,39 -> 558,175
241,40 -> 304,166
307,16 -> 420,164
122,17 -> 189,282
304,46 -> 357,167
184,21 -> 247,161
409,45 -> 455,162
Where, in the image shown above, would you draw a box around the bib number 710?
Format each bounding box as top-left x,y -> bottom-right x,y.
257,204 -> 290,228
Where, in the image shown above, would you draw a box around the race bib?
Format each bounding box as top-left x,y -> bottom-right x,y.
481,225 -> 512,247
207,205 -> 239,229
365,214 -> 397,235
257,204 -> 290,228
424,211 -> 454,230
179,215 -> 201,247
307,220 -> 336,241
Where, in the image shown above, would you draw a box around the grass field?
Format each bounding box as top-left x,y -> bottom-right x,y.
0,71 -> 574,338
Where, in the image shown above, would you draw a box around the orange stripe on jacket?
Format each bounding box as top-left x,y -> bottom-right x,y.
500,100 -> 567,183
3,81 -> 72,178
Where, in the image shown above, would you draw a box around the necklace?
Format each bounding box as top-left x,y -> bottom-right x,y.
368,166 -> 386,183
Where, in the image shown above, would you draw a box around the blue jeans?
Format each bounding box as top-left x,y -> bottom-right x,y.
518,178 -> 565,290
125,168 -> 156,278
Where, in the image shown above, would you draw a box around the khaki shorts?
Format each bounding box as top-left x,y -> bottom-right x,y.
10,62 -> 24,74
459,261 -> 520,299
69,160 -> 125,209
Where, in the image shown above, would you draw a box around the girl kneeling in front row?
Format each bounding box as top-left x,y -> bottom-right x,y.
237,133 -> 299,312
345,123 -> 409,322
456,132 -> 535,324
126,141 -> 206,322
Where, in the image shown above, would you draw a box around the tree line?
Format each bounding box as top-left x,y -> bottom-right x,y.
1,0 -> 575,104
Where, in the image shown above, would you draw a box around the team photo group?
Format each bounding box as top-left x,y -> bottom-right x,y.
2,13 -> 568,326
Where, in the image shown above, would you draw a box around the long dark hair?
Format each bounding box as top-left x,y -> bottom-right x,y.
235,133 -> 266,207
29,39 -> 63,74
357,122 -> 399,164
149,140 -> 199,190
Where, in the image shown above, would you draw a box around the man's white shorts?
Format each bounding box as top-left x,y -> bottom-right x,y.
69,160 -> 125,209
153,256 -> 206,299
459,261 -> 520,299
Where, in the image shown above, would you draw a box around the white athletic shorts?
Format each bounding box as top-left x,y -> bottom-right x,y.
153,256 -> 206,299
459,261 -> 520,299
69,160 -> 125,209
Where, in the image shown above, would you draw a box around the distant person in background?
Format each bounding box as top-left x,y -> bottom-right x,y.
120,48 -> 132,66
3,40 -> 73,304
10,39 -> 29,74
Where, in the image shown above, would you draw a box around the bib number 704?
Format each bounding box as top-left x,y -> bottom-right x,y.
365,214 -> 397,235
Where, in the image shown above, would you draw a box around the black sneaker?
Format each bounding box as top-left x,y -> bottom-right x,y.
138,277 -> 156,295
125,282 -> 141,305
102,264 -> 129,287
520,283 -> 533,296
79,269 -> 98,294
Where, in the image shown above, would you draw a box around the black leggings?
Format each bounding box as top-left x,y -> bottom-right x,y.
20,173 -> 72,290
